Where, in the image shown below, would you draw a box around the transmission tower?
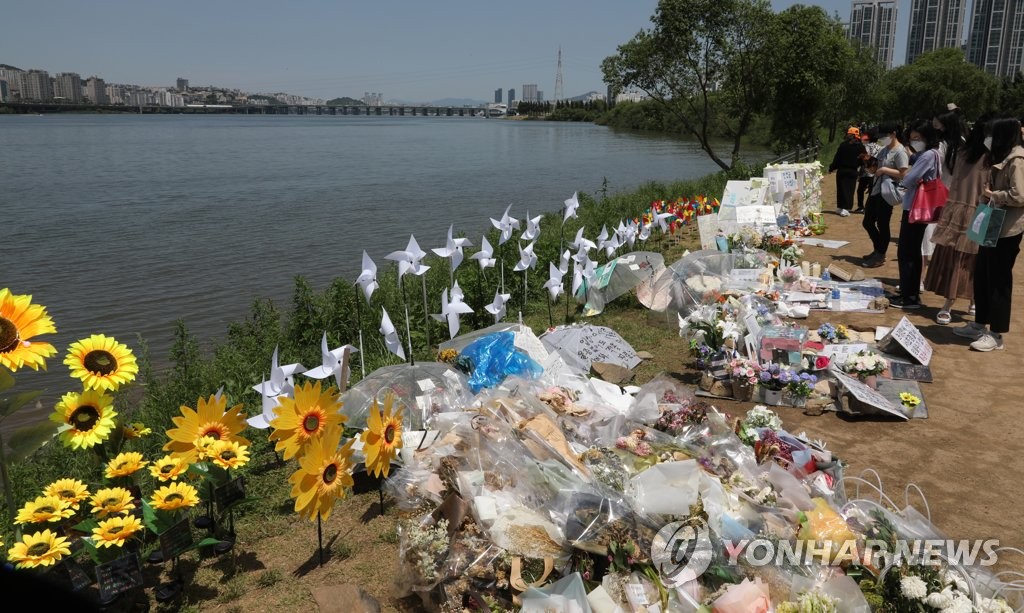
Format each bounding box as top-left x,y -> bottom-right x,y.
554,46 -> 564,102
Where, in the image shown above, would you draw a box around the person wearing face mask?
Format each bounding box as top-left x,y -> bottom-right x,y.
862,122 -> 909,268
954,117 -> 1024,351
924,115 -> 990,325
890,121 -> 943,309
855,129 -> 880,213
829,127 -> 867,217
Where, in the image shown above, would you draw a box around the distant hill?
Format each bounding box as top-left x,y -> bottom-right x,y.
326,97 -> 365,106
388,97 -> 488,107
0,63 -> 22,71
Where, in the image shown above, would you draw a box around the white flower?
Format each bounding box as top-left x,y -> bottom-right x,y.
900,575 -> 929,600
941,570 -> 969,593
925,589 -> 954,609
940,593 -> 974,613
977,597 -> 1014,613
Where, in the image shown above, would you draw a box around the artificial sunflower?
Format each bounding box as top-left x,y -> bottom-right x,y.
92,514 -> 144,548
0,288 -> 57,373
7,529 -> 71,569
122,422 -> 152,439
150,482 -> 200,512
270,380 -> 346,461
193,435 -> 218,461
105,451 -> 148,479
50,388 -> 117,450
90,487 -> 135,519
360,393 -> 404,478
43,478 -> 90,511
64,333 -> 138,392
164,393 -> 249,462
149,454 -> 189,482
289,424 -> 354,521
15,495 -> 74,525
209,439 -> 250,470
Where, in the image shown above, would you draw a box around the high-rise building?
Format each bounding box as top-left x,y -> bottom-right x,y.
0,80 -> 8,103
507,88 -> 515,106
966,0 -> 1024,78
176,77 -> 189,92
494,88 -> 502,103
0,67 -> 23,98
53,72 -> 83,102
20,69 -> 53,101
848,0 -> 899,69
522,84 -> 539,103
85,76 -> 108,104
537,91 -> 544,103
906,0 -> 967,64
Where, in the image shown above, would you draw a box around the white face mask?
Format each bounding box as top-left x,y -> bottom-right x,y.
911,140 -> 926,152
878,136 -> 892,147
984,136 -> 993,150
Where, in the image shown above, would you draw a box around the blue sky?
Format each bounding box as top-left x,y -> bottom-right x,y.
4,0 -> 910,103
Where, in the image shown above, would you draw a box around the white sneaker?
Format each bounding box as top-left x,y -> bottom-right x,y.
839,209 -> 850,217
971,333 -> 1004,352
953,322 -> 986,339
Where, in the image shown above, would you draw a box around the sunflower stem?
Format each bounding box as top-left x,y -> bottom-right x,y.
317,515 -> 324,566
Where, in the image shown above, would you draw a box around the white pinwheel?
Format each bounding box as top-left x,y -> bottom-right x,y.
570,227 -> 596,254
246,382 -> 281,429
431,281 -> 474,339
379,308 -> 406,361
559,249 -> 571,275
302,332 -> 356,392
513,241 -> 538,272
471,236 -> 497,269
252,346 -> 306,398
563,191 -> 580,224
484,289 -> 511,322
597,225 -> 620,258
431,225 -> 473,275
521,211 -> 543,242
385,234 -> 431,279
653,211 -> 674,233
543,262 -> 565,301
356,250 -> 378,304
490,204 -> 521,245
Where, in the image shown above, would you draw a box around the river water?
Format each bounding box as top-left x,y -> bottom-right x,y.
1,113 -> 737,417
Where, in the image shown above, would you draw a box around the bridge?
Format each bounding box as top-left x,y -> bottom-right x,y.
0,102 -> 491,117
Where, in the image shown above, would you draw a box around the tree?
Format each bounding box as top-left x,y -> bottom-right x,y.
601,0 -> 774,171
999,73 -> 1024,119
823,41 -> 885,141
881,48 -> 999,122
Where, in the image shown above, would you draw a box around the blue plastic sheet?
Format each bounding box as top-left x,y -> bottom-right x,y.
460,332 -> 543,393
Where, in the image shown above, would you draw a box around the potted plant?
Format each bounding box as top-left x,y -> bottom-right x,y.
899,392 -> 921,418
757,363 -> 787,406
843,351 -> 887,389
728,357 -> 760,402
786,372 -> 818,408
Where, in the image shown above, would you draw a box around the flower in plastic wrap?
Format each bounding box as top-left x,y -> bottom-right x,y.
797,498 -> 857,564
900,575 -> 928,599
711,578 -> 771,613
843,350 -> 887,377
743,406 -> 782,431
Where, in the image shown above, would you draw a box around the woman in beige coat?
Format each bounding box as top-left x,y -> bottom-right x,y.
924,118 -> 991,324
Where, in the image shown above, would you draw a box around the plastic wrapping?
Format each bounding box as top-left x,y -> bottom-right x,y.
521,572 -> 593,613
341,362 -> 475,430
460,332 -> 544,393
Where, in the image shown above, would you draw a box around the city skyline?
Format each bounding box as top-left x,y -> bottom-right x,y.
5,0 -> 851,104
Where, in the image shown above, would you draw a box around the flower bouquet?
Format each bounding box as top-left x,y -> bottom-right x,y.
757,364 -> 788,405
899,392 -> 920,418
727,357 -> 760,401
816,323 -> 849,344
843,351 -> 887,389
785,372 -> 818,407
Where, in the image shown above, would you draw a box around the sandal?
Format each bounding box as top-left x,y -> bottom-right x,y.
969,304 -> 976,316
936,310 -> 951,325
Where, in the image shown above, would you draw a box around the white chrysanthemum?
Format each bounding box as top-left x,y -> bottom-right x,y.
900,575 -> 928,599
925,589 -> 954,609
976,597 -> 1014,613
941,570 -> 970,593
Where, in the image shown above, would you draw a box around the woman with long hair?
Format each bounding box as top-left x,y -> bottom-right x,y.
954,117 -> 1024,351
890,121 -> 942,309
862,121 -> 909,268
924,116 -> 992,324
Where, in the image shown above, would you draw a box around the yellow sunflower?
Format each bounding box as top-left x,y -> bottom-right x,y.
90,487 -> 135,518
64,334 -> 138,392
15,495 -> 74,525
270,381 -> 347,461
92,514 -> 144,548
43,478 -> 90,511
150,482 -> 200,512
360,393 -> 404,479
104,451 -> 148,479
7,529 -> 71,569
149,454 -> 189,482
164,394 -> 249,462
289,424 -> 354,521
122,422 -> 151,439
209,439 -> 250,470
0,288 -> 57,373
50,388 -> 118,450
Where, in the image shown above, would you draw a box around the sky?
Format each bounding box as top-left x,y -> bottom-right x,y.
4,0 -> 911,103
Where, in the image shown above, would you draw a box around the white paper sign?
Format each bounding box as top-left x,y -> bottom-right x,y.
734,205 -> 777,224
831,368 -> 907,420
882,316 -> 933,365
820,343 -> 869,364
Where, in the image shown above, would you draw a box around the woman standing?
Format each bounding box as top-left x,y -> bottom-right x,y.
890,121 -> 943,309
862,122 -> 909,268
829,127 -> 867,217
954,117 -> 1024,351
924,118 -> 991,324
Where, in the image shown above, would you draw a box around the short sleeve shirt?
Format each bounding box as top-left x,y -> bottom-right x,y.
870,145 -> 910,196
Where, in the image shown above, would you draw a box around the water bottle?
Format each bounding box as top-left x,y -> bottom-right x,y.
821,268 -> 831,281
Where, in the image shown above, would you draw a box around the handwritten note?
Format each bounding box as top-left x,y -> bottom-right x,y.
96,551 -> 143,602
880,316 -> 933,365
831,368 -> 907,420
160,517 -> 195,561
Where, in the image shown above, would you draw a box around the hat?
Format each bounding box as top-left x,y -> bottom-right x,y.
847,126 -> 861,137
947,102 -> 960,111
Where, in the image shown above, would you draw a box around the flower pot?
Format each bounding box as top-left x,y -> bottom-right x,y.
860,374 -> 877,390
732,379 -> 753,402
790,395 -> 807,408
763,388 -> 784,406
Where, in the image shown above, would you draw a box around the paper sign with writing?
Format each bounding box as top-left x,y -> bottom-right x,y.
96,551 -> 143,602
880,316 -> 933,365
160,517 -> 195,560
214,476 -> 246,515
734,205 -> 778,224
831,368 -> 907,419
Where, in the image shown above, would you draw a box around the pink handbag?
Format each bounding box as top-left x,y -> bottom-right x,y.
909,151 -> 948,224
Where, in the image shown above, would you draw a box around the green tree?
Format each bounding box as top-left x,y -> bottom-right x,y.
823,41 -> 885,141
999,73 -> 1024,118
881,48 -> 999,122
601,0 -> 774,171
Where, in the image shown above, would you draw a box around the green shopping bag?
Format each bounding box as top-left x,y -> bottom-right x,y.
967,203 -> 1006,247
